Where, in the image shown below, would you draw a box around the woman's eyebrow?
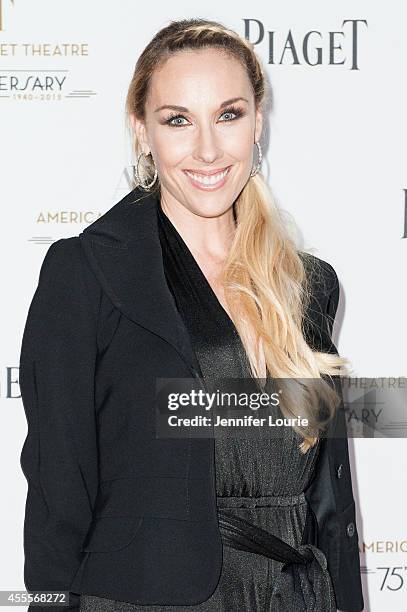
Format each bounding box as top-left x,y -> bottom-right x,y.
154,97 -> 249,113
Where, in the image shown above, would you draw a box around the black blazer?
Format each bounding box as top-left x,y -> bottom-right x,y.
19,186 -> 364,612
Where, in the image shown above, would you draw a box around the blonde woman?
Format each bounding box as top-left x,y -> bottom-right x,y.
19,18 -> 364,612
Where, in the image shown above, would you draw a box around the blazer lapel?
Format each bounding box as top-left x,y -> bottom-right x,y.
78,186 -> 201,375
78,185 -> 330,380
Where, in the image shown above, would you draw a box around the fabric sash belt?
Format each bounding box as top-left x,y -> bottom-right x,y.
217,506 -> 337,611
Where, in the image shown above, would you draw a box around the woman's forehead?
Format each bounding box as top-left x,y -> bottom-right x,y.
148,51 -> 251,108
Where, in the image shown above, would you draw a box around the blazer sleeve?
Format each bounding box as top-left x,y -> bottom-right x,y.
19,237 -> 100,612
305,260 -> 364,612
324,263 -> 340,350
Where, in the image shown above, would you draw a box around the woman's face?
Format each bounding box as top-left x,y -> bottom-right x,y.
131,47 -> 263,218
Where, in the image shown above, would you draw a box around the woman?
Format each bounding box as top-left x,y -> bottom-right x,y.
19,18 -> 364,612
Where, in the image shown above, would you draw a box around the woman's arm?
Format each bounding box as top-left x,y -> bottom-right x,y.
322,262 -> 364,611
323,261 -> 340,349
303,257 -> 364,611
19,237 -> 100,612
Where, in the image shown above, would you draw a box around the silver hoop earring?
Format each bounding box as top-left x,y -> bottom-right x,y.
133,150 -> 158,190
250,141 -> 262,177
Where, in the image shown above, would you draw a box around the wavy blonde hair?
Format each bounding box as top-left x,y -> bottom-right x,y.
124,18 -> 351,453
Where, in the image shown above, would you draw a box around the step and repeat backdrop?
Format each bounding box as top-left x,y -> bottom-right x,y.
1,1 -> 406,611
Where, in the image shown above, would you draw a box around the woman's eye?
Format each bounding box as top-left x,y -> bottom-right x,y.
219,107 -> 244,122
168,116 -> 189,126
220,110 -> 237,121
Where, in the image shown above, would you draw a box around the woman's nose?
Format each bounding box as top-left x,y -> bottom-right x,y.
193,125 -> 223,164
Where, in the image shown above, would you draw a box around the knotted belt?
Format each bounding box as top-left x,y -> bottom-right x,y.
217,505 -> 337,612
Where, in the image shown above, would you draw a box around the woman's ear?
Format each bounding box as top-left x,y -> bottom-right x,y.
254,107 -> 263,144
130,113 -> 150,155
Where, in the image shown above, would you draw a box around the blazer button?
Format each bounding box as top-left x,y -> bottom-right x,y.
347,521 -> 355,537
336,464 -> 343,479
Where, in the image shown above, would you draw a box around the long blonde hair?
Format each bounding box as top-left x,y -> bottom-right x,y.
124,18 -> 351,453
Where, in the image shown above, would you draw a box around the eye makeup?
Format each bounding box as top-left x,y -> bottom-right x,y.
161,105 -> 246,127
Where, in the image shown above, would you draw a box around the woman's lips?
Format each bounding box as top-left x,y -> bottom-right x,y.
183,166 -> 232,191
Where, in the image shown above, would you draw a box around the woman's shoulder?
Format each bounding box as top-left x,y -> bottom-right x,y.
40,235 -> 81,265
37,236 -> 93,286
35,236 -> 103,318
298,252 -> 341,352
298,250 -> 339,298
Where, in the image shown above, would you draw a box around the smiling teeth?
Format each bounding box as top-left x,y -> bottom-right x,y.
185,168 -> 229,185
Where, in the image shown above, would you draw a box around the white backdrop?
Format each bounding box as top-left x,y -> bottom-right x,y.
1,1 -> 406,611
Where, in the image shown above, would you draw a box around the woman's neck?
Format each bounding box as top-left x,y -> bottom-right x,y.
159,192 -> 236,262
